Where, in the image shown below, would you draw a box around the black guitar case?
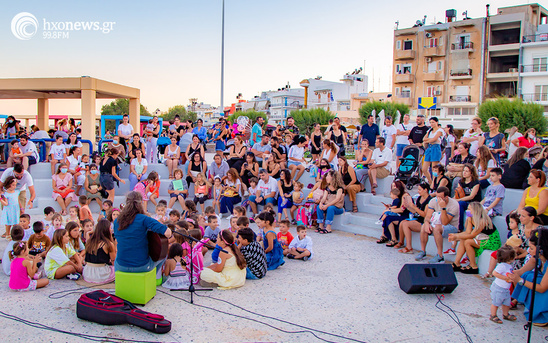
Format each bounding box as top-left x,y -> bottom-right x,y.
76,290 -> 171,334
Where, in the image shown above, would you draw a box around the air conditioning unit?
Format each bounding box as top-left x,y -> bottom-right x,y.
434,90 -> 442,95
426,32 -> 432,38
426,57 -> 433,63
509,68 -> 518,73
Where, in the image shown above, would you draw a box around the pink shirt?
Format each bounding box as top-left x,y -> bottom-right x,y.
9,257 -> 30,290
185,238 -> 210,284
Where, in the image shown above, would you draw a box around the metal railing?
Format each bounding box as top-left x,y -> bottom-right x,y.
521,64 -> 548,72
522,93 -> 548,102
451,42 -> 474,50
97,139 -> 113,154
522,34 -> 548,43
449,95 -> 472,102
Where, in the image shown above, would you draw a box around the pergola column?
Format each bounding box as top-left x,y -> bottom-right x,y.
81,89 -> 97,145
129,98 -> 140,134
37,98 -> 49,130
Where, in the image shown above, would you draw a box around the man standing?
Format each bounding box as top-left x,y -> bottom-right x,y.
395,114 -> 412,165
367,137 -> 392,195
284,116 -> 300,139
251,135 -> 272,167
251,117 -> 265,147
408,114 -> 429,149
0,163 -> 36,214
358,114 -> 380,147
249,169 -> 278,217
415,186 -> 459,264
329,117 -> 347,140
381,116 -> 397,151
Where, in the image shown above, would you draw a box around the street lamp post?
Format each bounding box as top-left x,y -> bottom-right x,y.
220,0 -> 225,116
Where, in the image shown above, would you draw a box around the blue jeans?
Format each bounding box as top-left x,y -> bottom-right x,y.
249,195 -> 275,207
246,267 -> 259,280
317,205 -> 344,226
458,200 -> 470,232
128,172 -> 148,191
220,195 -> 241,214
115,257 -> 166,278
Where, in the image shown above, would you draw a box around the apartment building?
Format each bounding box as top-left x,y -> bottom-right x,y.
520,24 -> 548,115
392,3 -> 548,129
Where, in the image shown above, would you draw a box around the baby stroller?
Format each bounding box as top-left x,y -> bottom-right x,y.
396,145 -> 422,190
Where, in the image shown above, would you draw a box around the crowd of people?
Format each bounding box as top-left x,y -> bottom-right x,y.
0,112 -> 548,327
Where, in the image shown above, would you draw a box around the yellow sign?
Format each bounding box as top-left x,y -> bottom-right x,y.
418,97 -> 437,109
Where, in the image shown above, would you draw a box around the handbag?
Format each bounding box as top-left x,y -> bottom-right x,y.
222,189 -> 237,197
454,185 -> 465,199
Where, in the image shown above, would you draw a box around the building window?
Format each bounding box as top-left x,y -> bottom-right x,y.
447,107 -> 474,115
395,64 -> 401,74
401,88 -> 411,98
439,36 -> 444,46
533,57 -> 548,72
426,86 -> 435,97
402,64 -> 412,74
396,40 -> 401,50
395,87 -> 401,96
427,38 -> 438,48
403,40 -> 413,50
437,61 -> 443,71
534,85 -> 548,101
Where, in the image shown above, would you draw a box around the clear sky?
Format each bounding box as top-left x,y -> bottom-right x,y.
0,0 -> 539,116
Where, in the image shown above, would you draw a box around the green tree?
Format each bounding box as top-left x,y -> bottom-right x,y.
478,98 -> 548,134
161,105 -> 197,123
100,98 -> 150,133
358,101 -> 409,125
227,110 -> 267,126
289,108 -> 335,135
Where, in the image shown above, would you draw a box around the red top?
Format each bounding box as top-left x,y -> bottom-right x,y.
518,136 -> 536,149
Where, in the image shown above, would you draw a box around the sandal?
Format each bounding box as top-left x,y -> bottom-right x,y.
490,315 -> 503,324
386,240 -> 398,247
352,205 -> 358,213
503,314 -> 517,321
398,247 -> 414,254
452,263 -> 462,272
461,266 -> 479,274
393,242 -> 404,249
509,300 -> 518,310
319,229 -> 332,234
372,183 -> 378,189
371,189 -> 377,196
376,236 -> 389,244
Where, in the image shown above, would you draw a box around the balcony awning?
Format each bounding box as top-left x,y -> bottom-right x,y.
451,50 -> 470,74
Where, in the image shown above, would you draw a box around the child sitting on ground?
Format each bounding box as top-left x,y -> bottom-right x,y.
68,205 -> 80,223
9,241 -> 49,291
489,246 -> 517,324
44,229 -> 83,280
182,200 -> 197,220
107,208 -> 120,224
169,210 -> 181,224
187,229 -> 210,284
163,244 -> 191,290
212,176 -> 223,214
66,221 -> 85,257
375,188 -> 402,225
173,226 -> 190,259
256,211 -> 284,270
2,226 -> 24,276
204,216 -> 221,243
204,206 -> 221,222
78,195 -> 93,223
81,219 -> 94,244
98,200 -> 113,221
19,214 -> 32,241
481,168 -> 505,217
277,220 -> 294,255
153,203 -> 168,223
46,213 -> 64,240
237,227 -> 267,280
233,206 -> 247,220
290,181 -> 305,224
287,225 -> 313,261
193,173 -> 210,214
43,207 -> 55,232
82,219 -> 116,284
28,222 -> 51,259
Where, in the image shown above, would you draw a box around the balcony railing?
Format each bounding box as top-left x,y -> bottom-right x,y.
394,73 -> 415,83
522,34 -> 548,43
450,68 -> 472,76
395,49 -> 416,60
423,71 -> 445,81
449,95 -> 472,102
522,93 -> 548,102
451,42 -> 474,50
521,64 -> 548,72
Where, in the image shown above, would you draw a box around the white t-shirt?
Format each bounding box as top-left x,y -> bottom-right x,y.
381,125 -> 397,148
226,178 -> 242,196
463,130 -> 482,156
288,145 -> 305,161
131,158 -> 148,175
257,176 -> 278,198
428,128 -> 445,145
493,262 -> 513,289
477,159 -> 497,178
395,123 -> 412,145
66,155 -> 81,171
65,141 -> 82,152
447,135 -> 456,147
372,147 -> 393,165
49,143 -> 66,160
117,123 -> 134,137
0,168 -> 33,191
20,141 -> 39,161
508,132 -> 523,159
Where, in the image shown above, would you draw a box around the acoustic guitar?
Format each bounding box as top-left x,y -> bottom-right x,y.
147,231 -> 169,262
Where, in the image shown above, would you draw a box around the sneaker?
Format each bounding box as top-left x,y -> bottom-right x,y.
460,257 -> 469,265
291,219 -> 297,225
66,273 -> 81,280
428,254 -> 445,264
286,254 -> 295,259
302,256 -> 309,261
415,251 -> 426,261
443,248 -> 456,255
375,220 -> 383,225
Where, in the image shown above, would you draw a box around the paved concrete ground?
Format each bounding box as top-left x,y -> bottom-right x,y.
0,213 -> 546,343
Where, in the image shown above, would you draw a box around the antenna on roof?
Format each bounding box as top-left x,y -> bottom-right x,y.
395,20 -> 399,29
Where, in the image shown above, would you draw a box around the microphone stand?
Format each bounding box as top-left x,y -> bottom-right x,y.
170,231 -> 227,304
525,229 -> 542,343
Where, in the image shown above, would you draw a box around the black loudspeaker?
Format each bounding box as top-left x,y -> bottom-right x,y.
398,263 -> 458,294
